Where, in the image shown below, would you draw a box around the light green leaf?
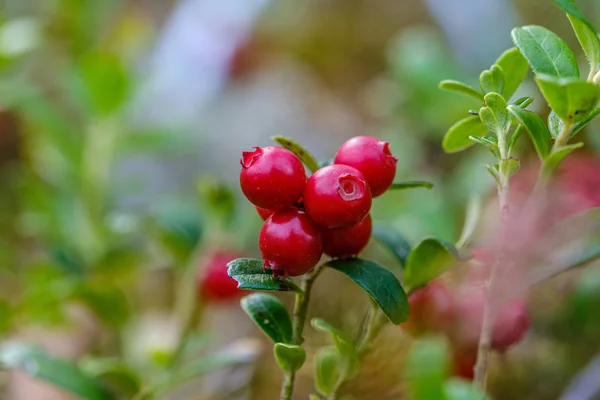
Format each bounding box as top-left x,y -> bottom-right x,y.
78,52 -> 129,116
444,378 -> 491,400
438,80 -> 484,101
549,108 -> 600,140
388,180 -> 434,190
500,158 -> 521,179
508,124 -> 525,154
442,115 -> 489,153
486,164 -> 501,186
495,47 -> 529,99
325,259 -> 409,324
227,258 -> 302,292
479,65 -> 505,94
514,96 -> 534,108
241,293 -> 293,344
274,343 -> 306,372
404,337 -> 450,400
480,93 -> 509,134
511,25 -> 579,78
80,358 -> 141,398
311,319 -> 359,378
314,346 -> 341,396
469,135 -> 499,158
272,135 -> 319,173
404,238 -> 458,290
372,222 -> 412,267
548,110 -> 563,138
542,142 -> 584,179
507,105 -> 551,159
536,75 -> 600,123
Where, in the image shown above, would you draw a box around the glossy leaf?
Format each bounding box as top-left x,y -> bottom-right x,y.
388,180 -> 434,190
227,258 -> 301,292
274,343 -> 306,372
404,238 -> 458,290
495,47 -> 529,99
404,337 -> 450,400
0,342 -> 113,400
241,293 -> 293,344
444,378 -> 491,400
442,115 -> 489,153
272,135 -> 320,173
314,346 -> 341,396
511,26 -> 579,78
438,80 -> 484,101
535,75 -> 600,123
371,223 -> 412,267
542,142 -> 584,179
480,93 -> 509,134
325,259 -> 409,324
507,105 -> 551,159
479,65 -> 505,94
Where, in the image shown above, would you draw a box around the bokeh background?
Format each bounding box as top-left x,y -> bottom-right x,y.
1,0 -> 600,399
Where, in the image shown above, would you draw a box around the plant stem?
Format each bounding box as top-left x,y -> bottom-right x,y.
280,265 -> 325,400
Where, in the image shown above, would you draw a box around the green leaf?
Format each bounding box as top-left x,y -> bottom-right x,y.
456,195 -> 482,249
325,259 -> 409,324
535,75 -> 600,123
438,80 -> 484,101
78,52 -> 129,116
272,135 -> 319,173
0,342 -> 114,400
479,65 -> 505,95
80,358 -> 141,398
572,107 -> 600,137
404,238 -> 458,290
442,115 -> 489,153
404,337 -> 450,400
314,346 -> 341,396
274,343 -> 306,372
372,223 -> 412,267
548,110 -> 563,138
542,142 -> 584,178
241,293 -> 293,343
311,318 -> 356,359
514,96 -> 534,108
227,258 -> 302,292
508,124 -> 525,154
469,135 -> 500,158
0,298 -> 12,334
549,108 -> 600,139
500,158 -> 521,179
511,25 -> 579,78
480,93 -> 509,134
507,105 -> 551,159
444,378 -> 491,400
388,180 -> 434,190
485,164 -> 501,186
495,47 -> 529,99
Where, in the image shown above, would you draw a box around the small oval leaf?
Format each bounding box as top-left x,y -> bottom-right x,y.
227,258 -> 302,292
404,337 -> 450,400
372,223 -> 412,267
508,105 -> 551,159
404,238 -> 458,290
314,346 -> 341,396
438,80 -> 484,101
274,343 -> 306,372
241,293 -> 293,344
535,75 -> 600,123
442,115 -> 489,153
495,47 -> 529,99
480,93 -> 509,134
271,135 -> 320,173
479,65 -> 505,95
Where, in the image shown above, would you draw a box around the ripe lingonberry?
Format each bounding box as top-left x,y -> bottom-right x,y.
322,214 -> 372,258
333,136 -> 398,197
259,209 -> 323,277
304,164 -> 372,229
491,299 -> 530,352
256,206 -> 275,221
452,346 -> 477,380
197,251 -> 245,302
402,280 -> 455,336
240,146 -> 306,210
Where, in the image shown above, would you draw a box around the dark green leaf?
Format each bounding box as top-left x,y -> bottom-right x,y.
227,258 -> 302,292
404,238 -> 458,290
272,135 -> 320,173
438,80 -> 484,101
511,26 -> 579,78
325,259 -> 409,324
241,293 -> 293,343
274,343 -> 306,372
388,181 -> 434,190
444,378 -> 490,400
404,337 -> 450,400
480,93 -> 509,134
495,47 -> 529,99
0,342 -> 114,400
479,65 -> 505,94
507,105 -> 551,159
535,75 -> 600,123
314,346 -> 341,396
78,52 -> 129,115
542,142 -> 584,179
508,124 -> 525,154
372,222 -> 412,267
514,96 -> 534,108
74,285 -> 130,328
80,358 -> 141,398
442,115 -> 489,153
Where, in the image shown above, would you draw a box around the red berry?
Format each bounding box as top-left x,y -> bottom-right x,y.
197,251 -> 245,302
259,209 -> 323,276
240,146 -> 306,210
452,346 -> 477,380
491,299 -> 530,352
322,214 -> 372,258
402,281 -> 455,336
333,136 -> 397,197
304,165 -> 372,229
256,206 -> 275,221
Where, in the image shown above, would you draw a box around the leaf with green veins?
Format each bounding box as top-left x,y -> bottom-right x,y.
314,346 -> 341,396
507,105 -> 551,160
514,96 -> 534,108
404,337 -> 450,400
311,319 -> 359,378
469,135 -> 499,158
542,142 -> 584,179
404,238 -> 458,290
509,124 -> 525,154
439,80 -> 484,101
500,158 -> 521,179
444,378 -> 491,400
485,164 -> 501,186
325,259 -> 409,324
480,65 -> 505,94
271,135 -> 320,173
227,258 -> 302,292
548,110 -> 563,138
241,293 -> 293,344
274,343 -> 306,372
536,75 -> 600,123
511,26 -> 579,78
371,223 -> 412,267
495,47 -> 529,99
442,115 -> 489,153
388,181 -> 434,190
480,93 -> 509,134
549,107 -> 600,139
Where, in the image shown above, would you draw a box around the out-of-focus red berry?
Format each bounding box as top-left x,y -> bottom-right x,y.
256,206 -> 275,221
333,136 -> 397,197
259,209 -> 323,277
240,146 -> 306,210
322,214 -> 372,258
402,281 -> 456,336
491,299 -> 530,352
197,251 -> 245,302
452,346 -> 477,380
304,164 -> 372,229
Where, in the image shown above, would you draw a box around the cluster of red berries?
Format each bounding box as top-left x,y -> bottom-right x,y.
240,136 -> 398,277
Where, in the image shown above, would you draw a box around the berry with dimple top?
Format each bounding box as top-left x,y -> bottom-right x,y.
240,146 -> 306,210
304,164 -> 372,229
256,206 -> 275,221
402,280 -> 456,336
322,214 -> 372,258
259,209 -> 323,277
197,251 -> 245,302
334,136 -> 398,197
